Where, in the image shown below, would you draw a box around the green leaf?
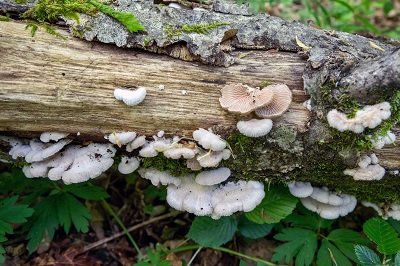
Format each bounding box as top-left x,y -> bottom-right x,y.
0,196 -> 34,232
238,216 -> 273,239
317,239 -> 333,266
363,217 -> 400,255
326,229 -> 370,262
88,0 -> 145,33
245,186 -> 298,224
26,192 -> 90,253
272,228 -> 317,266
64,183 -> 109,200
317,239 -> 352,266
187,216 -> 238,247
285,206 -> 333,230
395,251 -> 400,266
354,245 -> 381,266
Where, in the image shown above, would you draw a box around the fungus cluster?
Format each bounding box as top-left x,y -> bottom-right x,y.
1,133 -> 116,184
362,201 -> 400,221
219,83 -> 292,138
370,131 -> 396,149
343,153 -> 385,181
327,102 -> 391,133
288,181 -> 357,219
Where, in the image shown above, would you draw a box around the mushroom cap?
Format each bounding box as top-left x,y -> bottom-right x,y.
219,83 -> 274,114
236,119 -> 273,138
105,132 -> 137,147
25,139 -> 72,163
288,181 -> 313,198
126,135 -> 146,152
166,175 -> 214,216
114,87 -> 147,106
193,128 -> 226,151
118,156 -> 140,174
255,84 -> 292,119
195,167 -> 231,186
211,180 -> 265,219
40,132 -> 70,143
344,164 -> 385,181
163,147 -> 197,159
138,168 -> 181,186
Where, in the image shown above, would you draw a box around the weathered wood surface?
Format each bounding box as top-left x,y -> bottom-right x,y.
0,21 -> 399,170
0,21 -> 309,138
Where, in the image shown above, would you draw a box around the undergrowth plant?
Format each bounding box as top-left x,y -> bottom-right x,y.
0,168 -> 108,261
239,0 -> 399,38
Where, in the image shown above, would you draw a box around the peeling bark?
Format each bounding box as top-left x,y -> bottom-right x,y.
1,0 -> 400,203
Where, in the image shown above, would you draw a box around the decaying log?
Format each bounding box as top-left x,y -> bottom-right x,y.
0,21 -> 309,138
1,0 -> 400,203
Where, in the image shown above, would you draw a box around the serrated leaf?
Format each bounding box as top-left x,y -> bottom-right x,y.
327,229 -> 370,262
64,183 -> 108,200
238,216 -> 273,239
285,206 -> 333,230
26,193 -> 90,253
272,228 -> 317,265
363,217 -> 400,255
317,239 -> 333,266
0,196 -> 33,235
245,186 -> 298,224
320,239 -> 352,266
187,216 -> 238,247
395,251 -> 400,266
354,245 -> 381,266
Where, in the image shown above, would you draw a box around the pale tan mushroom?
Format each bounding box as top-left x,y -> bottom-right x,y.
219,83 -> 274,114
255,84 -> 292,118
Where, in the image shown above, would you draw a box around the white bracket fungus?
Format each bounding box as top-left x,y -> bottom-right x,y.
211,180 -> 265,219
167,175 -> 215,216
327,102 -> 391,133
105,132 -> 137,147
40,132 -> 70,143
370,131 -> 396,149
195,167 -> 231,186
138,168 -> 181,186
118,156 -> 140,174
288,181 -> 313,198
289,183 -> 357,220
22,143 -> 116,184
196,149 -> 231,168
193,128 -> 226,151
126,135 -> 146,152
114,87 -> 147,106
25,139 -> 72,163
139,143 -> 158,157
236,119 -> 273,137
163,147 -> 197,159
343,153 -> 385,181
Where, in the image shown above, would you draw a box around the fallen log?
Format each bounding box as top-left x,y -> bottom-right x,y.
0,0 -> 400,204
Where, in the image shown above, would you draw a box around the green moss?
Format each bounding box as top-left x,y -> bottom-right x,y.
22,0 -> 144,37
165,21 -> 230,38
318,81 -> 400,152
141,155 -> 194,177
0,15 -> 10,22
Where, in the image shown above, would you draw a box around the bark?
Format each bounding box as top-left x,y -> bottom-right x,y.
1,0 -> 400,203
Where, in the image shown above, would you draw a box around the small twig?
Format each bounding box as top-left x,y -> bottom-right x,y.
82,211 -> 177,253
187,246 -> 202,266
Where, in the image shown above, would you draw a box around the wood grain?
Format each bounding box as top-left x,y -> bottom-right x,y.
0,21 -> 398,168
0,21 -> 309,139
